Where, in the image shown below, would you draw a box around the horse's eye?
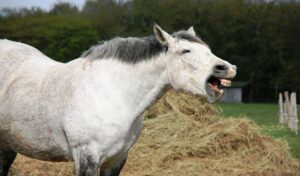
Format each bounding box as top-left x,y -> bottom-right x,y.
181,49 -> 190,54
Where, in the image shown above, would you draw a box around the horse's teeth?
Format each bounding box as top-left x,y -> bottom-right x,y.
220,79 -> 231,87
221,82 -> 229,87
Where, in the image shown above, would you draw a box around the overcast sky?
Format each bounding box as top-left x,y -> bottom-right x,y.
0,0 -> 86,11
0,0 -> 297,11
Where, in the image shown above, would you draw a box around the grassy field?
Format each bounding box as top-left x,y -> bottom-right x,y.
215,103 -> 300,159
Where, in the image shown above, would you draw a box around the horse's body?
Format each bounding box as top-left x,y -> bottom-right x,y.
0,40 -> 146,175
0,25 -> 236,176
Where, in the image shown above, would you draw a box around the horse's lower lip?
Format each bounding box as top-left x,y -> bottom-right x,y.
205,85 -> 224,102
207,83 -> 224,97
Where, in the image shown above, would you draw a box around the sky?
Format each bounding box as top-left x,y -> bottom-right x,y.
0,0 -> 86,11
0,0 -> 297,11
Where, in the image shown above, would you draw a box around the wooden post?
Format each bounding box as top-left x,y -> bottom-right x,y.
290,92 -> 298,135
283,91 -> 290,124
284,91 -> 293,128
279,91 -> 298,135
283,100 -> 288,124
279,93 -> 284,124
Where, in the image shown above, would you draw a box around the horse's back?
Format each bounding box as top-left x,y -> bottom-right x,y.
0,39 -> 52,89
0,39 -> 48,64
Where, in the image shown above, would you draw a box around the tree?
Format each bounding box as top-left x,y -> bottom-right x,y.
50,2 -> 79,15
0,15 -> 97,62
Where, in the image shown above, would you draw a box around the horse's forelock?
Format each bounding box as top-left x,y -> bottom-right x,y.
172,31 -> 207,46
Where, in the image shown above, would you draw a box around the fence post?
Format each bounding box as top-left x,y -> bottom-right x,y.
279,93 -> 284,124
284,91 -> 290,125
290,92 -> 298,135
283,100 -> 287,124
284,91 -> 292,128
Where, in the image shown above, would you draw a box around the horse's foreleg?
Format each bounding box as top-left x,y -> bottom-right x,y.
73,148 -> 102,176
0,147 -> 17,176
100,156 -> 127,176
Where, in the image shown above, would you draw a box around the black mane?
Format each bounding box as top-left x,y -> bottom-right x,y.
81,31 -> 206,64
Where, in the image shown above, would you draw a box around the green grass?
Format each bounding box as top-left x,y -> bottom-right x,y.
214,103 -> 300,159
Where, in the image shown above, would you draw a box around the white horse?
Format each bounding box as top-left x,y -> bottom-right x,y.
0,24 -> 236,176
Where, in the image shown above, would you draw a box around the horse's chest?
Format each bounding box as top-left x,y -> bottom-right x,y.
66,113 -> 143,159
105,116 -> 143,156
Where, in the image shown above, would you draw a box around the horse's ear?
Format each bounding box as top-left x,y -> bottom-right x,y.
153,23 -> 174,46
187,26 -> 196,36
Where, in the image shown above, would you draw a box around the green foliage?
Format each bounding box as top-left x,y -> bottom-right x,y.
0,0 -> 299,102
0,8 -> 97,62
50,2 -> 79,15
82,0 -> 129,38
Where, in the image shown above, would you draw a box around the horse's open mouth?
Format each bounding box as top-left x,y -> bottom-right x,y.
206,76 -> 232,100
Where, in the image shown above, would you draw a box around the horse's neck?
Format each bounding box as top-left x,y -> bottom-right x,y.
83,57 -> 169,118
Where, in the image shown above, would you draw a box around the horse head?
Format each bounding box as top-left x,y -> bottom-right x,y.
154,24 -> 237,102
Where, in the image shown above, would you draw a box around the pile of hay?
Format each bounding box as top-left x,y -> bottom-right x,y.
11,90 -> 300,176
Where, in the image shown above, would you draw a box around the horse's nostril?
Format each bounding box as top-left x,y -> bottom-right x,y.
215,64 -> 227,71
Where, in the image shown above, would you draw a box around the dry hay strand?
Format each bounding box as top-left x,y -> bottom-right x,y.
10,90 -> 300,176
10,155 -> 73,176
144,90 -> 218,122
